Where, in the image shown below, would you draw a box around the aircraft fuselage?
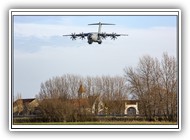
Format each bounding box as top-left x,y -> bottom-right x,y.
87,33 -> 102,44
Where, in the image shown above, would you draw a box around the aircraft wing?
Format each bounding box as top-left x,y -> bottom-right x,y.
99,33 -> 128,40
63,33 -> 89,40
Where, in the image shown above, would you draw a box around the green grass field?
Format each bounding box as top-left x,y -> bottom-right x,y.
14,121 -> 177,125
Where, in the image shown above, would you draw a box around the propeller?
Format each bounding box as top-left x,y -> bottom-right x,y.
79,32 -> 85,40
70,33 -> 77,40
110,32 -> 117,40
101,32 -> 107,39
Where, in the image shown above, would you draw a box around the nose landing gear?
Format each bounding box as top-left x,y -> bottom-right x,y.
98,40 -> 102,44
88,40 -> 92,44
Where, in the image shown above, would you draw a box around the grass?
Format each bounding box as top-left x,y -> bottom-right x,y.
14,121 -> 177,125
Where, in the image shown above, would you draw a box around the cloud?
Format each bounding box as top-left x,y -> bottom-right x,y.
14,23 -> 96,38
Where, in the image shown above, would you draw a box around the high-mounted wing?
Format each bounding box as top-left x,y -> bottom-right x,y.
63,32 -> 89,40
99,32 -> 128,40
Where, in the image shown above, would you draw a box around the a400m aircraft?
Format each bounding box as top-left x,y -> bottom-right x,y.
62,22 -> 128,44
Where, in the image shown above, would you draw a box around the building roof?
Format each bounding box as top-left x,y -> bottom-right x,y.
13,98 -> 36,106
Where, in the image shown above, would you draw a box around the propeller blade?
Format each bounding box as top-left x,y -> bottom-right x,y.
110,32 -> 117,40
100,32 -> 107,40
70,33 -> 77,40
79,32 -> 85,40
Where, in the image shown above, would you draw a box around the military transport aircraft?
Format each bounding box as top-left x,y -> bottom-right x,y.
62,22 -> 128,44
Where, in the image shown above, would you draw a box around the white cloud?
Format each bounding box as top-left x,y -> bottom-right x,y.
14,23 -> 97,38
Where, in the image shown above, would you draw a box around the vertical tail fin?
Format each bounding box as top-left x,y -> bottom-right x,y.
88,22 -> 115,34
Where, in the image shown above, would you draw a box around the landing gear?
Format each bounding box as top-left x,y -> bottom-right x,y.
88,41 -> 92,44
98,41 -> 102,44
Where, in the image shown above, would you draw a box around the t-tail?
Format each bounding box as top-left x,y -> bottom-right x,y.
88,22 -> 115,34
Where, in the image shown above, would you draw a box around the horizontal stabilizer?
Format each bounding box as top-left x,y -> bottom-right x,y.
88,22 -> 115,25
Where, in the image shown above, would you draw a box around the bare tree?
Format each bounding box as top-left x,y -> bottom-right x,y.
36,74 -> 129,121
160,53 -> 177,120
36,74 -> 83,121
124,53 -> 177,121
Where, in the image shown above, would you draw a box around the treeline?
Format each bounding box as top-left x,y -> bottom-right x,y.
35,52 -> 177,122
37,75 -> 127,100
36,75 -> 128,122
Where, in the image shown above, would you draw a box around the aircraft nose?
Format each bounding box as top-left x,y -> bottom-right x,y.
88,34 -> 92,39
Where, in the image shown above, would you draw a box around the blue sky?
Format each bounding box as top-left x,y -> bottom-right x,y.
13,14 -> 177,98
14,15 -> 176,28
